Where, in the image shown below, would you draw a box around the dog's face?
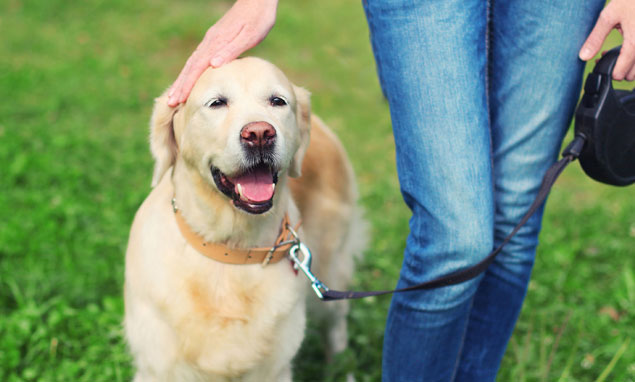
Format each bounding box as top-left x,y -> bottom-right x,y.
150,57 -> 311,214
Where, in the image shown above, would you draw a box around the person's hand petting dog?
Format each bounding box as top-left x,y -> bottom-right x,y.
167,0 -> 278,107
579,0 -> 635,80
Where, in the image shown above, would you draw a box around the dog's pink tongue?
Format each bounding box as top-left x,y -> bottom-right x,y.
230,168 -> 274,203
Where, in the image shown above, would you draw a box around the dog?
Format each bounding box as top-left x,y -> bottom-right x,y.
124,57 -> 365,381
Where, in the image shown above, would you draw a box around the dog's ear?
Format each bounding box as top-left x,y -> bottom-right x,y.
149,92 -> 183,187
289,85 -> 311,178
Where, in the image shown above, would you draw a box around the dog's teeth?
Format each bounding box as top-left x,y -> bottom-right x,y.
237,183 -> 244,199
271,183 -> 275,192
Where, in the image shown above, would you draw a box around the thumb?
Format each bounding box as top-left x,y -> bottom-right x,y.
580,12 -> 616,61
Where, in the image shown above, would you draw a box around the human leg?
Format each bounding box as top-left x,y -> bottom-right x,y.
362,1 -> 493,380
454,1 -> 605,380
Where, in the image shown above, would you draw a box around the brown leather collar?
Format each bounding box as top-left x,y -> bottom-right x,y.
172,198 -> 297,266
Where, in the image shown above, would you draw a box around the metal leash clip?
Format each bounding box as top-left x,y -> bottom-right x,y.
285,225 -> 330,300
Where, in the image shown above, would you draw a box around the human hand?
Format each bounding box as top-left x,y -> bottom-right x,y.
579,0 -> 635,81
167,0 -> 279,106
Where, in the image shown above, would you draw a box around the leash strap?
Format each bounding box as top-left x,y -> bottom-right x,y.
320,135 -> 586,301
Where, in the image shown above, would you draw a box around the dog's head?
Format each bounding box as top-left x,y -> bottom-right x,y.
150,57 -> 311,215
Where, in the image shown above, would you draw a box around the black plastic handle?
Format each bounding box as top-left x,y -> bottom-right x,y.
592,45 -> 621,78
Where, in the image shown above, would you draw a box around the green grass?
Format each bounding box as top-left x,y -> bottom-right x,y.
1,0 -> 633,381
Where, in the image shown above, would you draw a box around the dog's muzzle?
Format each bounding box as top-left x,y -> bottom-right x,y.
211,122 -> 280,214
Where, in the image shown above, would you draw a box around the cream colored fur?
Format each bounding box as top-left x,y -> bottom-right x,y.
124,57 -> 365,382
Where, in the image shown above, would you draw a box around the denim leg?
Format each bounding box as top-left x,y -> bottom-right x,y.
454,1 -> 605,380
363,1 -> 493,380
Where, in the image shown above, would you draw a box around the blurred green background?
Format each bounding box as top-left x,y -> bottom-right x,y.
0,0 -> 633,381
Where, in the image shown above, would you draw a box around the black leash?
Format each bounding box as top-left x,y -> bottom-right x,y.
319,134 -> 587,301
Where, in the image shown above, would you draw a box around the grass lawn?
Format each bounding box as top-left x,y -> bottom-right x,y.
1,0 -> 633,381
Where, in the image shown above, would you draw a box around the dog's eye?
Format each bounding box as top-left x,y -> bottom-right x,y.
269,96 -> 287,107
206,98 -> 228,108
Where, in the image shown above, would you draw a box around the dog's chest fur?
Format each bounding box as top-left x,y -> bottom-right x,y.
170,260 -> 305,376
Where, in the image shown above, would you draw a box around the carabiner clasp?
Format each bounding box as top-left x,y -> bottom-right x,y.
288,242 -> 329,300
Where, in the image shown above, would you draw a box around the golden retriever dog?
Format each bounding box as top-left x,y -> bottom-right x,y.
124,57 -> 365,381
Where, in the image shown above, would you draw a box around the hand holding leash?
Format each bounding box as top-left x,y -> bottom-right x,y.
579,0 -> 635,81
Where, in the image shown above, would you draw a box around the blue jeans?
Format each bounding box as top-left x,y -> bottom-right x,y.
362,0 -> 604,380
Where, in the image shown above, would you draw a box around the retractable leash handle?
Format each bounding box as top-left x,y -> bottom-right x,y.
575,45 -> 635,186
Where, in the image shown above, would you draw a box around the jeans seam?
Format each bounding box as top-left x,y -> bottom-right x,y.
486,0 -> 496,251
449,292 -> 478,382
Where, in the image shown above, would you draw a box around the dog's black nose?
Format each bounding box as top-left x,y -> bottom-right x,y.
240,122 -> 276,148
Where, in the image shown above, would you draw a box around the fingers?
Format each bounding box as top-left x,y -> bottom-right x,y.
209,42 -> 244,68
580,0 -> 635,81
627,63 -> 635,81
167,30 -> 238,106
167,29 -> 262,106
171,55 -> 213,106
579,10 -> 616,61
210,27 -> 259,69
613,41 -> 635,80
614,10 -> 635,81
208,33 -> 243,68
168,55 -> 197,106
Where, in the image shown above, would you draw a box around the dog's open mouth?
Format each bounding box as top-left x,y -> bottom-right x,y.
212,163 -> 279,214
